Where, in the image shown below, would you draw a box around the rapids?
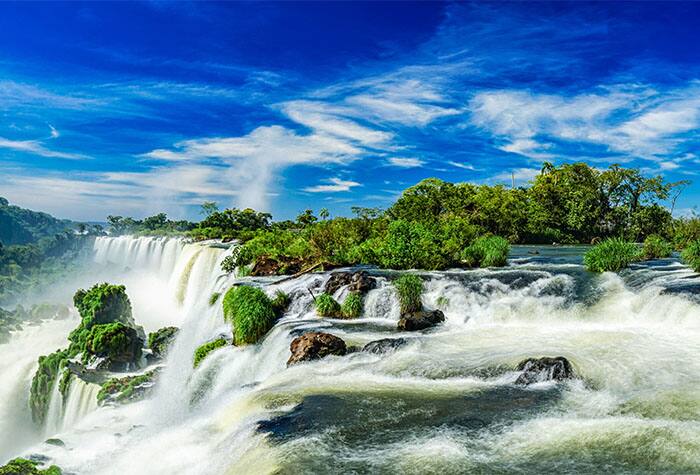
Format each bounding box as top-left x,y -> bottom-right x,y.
1,237 -> 699,474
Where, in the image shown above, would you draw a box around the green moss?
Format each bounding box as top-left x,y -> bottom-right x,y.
642,234 -> 673,260
58,368 -> 72,400
393,274 -> 423,314
84,322 -> 142,364
208,292 -> 221,306
681,239 -> 700,272
584,238 -> 642,272
147,326 -> 178,357
29,348 -> 71,425
193,338 -> 228,367
271,290 -> 290,316
72,283 -> 133,329
461,235 -> 510,267
436,296 -> 450,309
97,370 -> 157,404
0,458 -> 62,475
315,293 -> 342,318
341,291 -> 363,319
222,286 -> 277,345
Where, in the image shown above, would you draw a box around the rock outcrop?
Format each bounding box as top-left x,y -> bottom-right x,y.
324,271 -> 376,296
515,356 -> 574,385
287,332 -> 347,366
397,310 -> 445,331
362,338 -> 407,354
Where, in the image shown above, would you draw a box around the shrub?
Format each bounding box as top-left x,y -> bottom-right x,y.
681,239 -> 700,272
84,322 -> 142,364
341,291 -> 363,319
461,235 -> 510,267
583,238 -> 642,272
0,458 -> 62,475
271,290 -> 290,317
315,293 -> 341,318
193,338 -> 227,368
222,286 -> 276,345
642,234 -> 673,260
393,274 -> 423,314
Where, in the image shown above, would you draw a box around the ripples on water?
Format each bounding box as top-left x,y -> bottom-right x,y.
0,238 -> 698,474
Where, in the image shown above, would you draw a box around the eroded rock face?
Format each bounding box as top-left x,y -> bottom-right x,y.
362,338 -> 407,354
515,356 -> 574,385
287,332 -> 347,366
324,271 -> 376,296
397,310 -> 445,331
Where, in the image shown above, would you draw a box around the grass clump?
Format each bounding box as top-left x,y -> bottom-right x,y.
642,234 -> 673,260
222,285 -> 277,345
681,239 -> 700,272
315,293 -> 341,317
193,338 -> 227,368
584,238 -> 642,272
341,291 -> 363,319
0,458 -> 62,475
208,292 -> 221,306
393,274 -> 423,314
462,235 -> 510,267
271,290 -> 290,316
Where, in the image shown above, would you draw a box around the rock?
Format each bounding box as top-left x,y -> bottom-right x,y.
515,356 -> 574,385
362,338 -> 407,354
44,438 -> 64,447
147,326 -> 179,358
397,310 -> 445,331
287,332 -> 347,366
251,256 -> 304,276
324,271 -> 376,296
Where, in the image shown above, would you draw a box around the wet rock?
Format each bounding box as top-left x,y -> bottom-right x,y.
515,356 -> 574,385
397,310 -> 445,331
44,438 -> 64,447
324,271 -> 376,296
362,338 -> 407,354
287,332 -> 347,366
147,326 -> 179,359
251,256 -> 304,276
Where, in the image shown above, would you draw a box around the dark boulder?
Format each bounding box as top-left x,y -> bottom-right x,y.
515,356 -> 574,385
287,332 -> 347,366
324,271 -> 376,296
397,310 -> 445,331
362,338 -> 407,354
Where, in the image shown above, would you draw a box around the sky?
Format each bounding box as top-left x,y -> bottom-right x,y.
1,1 -> 700,221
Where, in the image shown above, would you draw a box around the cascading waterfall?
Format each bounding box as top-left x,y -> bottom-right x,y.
1,239 -> 699,474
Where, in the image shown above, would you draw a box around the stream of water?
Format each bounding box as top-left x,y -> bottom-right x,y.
1,237 -> 699,474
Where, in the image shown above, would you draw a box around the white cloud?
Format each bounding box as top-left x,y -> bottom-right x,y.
387,157 -> 424,168
0,136 -> 83,159
303,177 -> 361,193
448,160 -> 476,170
48,125 -> 60,138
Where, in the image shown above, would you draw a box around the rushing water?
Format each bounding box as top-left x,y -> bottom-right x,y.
1,238 -> 699,474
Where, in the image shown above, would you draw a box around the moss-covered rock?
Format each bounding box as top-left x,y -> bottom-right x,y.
29,349 -> 71,425
315,293 -> 341,318
97,369 -> 158,405
84,322 -> 142,370
0,458 -> 62,475
223,286 -> 277,345
193,338 -> 228,367
208,292 -> 221,306
340,291 -> 363,319
147,326 -> 179,358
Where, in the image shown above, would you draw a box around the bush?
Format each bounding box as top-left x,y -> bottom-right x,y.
0,458 -> 62,475
461,235 -> 510,267
642,234 -> 673,260
315,293 -> 341,317
584,238 -> 642,272
681,239 -> 700,272
84,322 -> 142,364
393,274 -> 423,314
341,292 -> 363,319
193,338 -> 227,368
270,290 -> 290,317
222,286 -> 277,345
72,283 -> 133,329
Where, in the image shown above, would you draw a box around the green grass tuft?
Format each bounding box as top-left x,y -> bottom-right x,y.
208,292 -> 221,306
642,234 -> 673,260
222,286 -> 277,345
584,238 -> 642,272
270,290 -> 290,316
193,338 -> 227,367
315,293 -> 341,317
341,291 -> 363,319
461,235 -> 510,267
681,239 -> 700,272
393,274 -> 423,314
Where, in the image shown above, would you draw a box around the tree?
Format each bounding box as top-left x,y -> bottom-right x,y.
200,201 -> 219,217
296,209 -> 317,227
319,208 -> 330,220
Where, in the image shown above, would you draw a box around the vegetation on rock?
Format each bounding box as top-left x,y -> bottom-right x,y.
270,290 -> 290,317
84,322 -> 142,366
97,370 -> 158,404
223,286 -> 277,345
340,292 -> 363,319
315,293 -> 342,318
0,458 -> 62,475
681,239 -> 700,272
393,274 -> 423,315
208,292 -> 221,306
147,326 -> 179,357
584,238 -> 642,272
642,234 -> 673,260
462,235 -> 510,267
29,349 -> 71,425
193,338 -> 227,368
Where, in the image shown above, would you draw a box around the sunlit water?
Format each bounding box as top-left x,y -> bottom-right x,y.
1,239 -> 699,474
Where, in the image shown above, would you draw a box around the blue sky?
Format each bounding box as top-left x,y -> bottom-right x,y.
2,1 -> 700,221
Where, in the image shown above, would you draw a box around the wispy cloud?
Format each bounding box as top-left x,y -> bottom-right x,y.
304,177 -> 361,193
0,136 -> 84,159
387,157 -> 424,168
